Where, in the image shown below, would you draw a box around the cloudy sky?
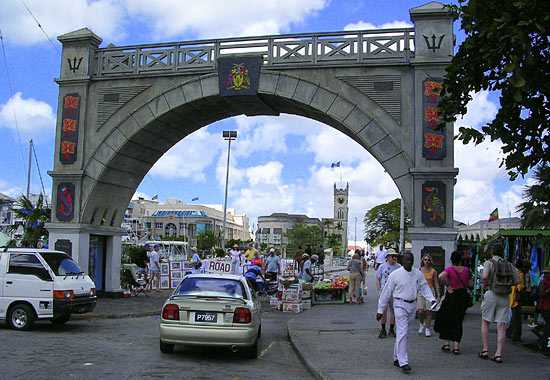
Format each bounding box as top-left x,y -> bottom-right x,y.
0,0 -> 530,238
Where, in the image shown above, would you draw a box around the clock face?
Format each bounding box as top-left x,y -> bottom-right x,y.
337,196 -> 345,204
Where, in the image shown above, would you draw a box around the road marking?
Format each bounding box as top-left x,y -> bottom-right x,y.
259,341 -> 275,358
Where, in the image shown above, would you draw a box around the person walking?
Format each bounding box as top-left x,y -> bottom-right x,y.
506,260 -> 530,342
376,249 -> 401,338
377,251 -> 435,373
347,251 -> 364,304
375,245 -> 387,270
417,254 -> 441,337
190,247 -> 202,274
479,243 -> 520,363
149,244 -> 162,291
434,251 -> 472,354
535,266 -> 550,353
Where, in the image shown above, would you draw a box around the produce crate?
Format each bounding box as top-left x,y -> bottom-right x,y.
312,288 -> 346,304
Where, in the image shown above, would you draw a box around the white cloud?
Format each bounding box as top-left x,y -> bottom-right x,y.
149,128 -> 224,182
455,91 -> 498,130
0,0 -> 127,46
0,180 -> 23,199
124,0 -> 328,40
343,20 -> 413,31
0,92 -> 55,139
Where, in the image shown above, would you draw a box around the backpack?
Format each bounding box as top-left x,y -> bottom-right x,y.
489,259 -> 515,295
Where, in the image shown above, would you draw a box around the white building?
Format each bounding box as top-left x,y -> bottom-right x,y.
126,198 -> 251,247
456,217 -> 521,241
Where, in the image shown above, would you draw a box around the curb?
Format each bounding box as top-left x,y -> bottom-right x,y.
71,310 -> 160,321
287,318 -> 332,380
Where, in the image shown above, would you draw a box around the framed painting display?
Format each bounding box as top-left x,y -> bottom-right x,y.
170,261 -> 182,271
160,263 -> 169,275
171,280 -> 180,289
160,277 -> 170,289
171,271 -> 182,280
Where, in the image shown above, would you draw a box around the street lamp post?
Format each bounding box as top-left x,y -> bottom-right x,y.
221,130 -> 237,251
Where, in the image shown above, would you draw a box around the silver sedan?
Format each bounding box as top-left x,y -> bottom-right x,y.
159,273 -> 262,358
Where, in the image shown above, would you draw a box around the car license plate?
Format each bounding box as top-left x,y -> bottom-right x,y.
195,312 -> 217,323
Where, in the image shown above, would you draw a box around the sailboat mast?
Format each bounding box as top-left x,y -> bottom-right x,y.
26,139 -> 32,198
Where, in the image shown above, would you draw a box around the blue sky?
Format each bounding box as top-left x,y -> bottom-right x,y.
0,0 -> 531,238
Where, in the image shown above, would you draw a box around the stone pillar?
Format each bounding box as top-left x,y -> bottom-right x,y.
408,3 -> 458,268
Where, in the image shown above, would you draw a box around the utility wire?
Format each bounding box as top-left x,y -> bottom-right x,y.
147,175 -> 169,202
19,0 -> 61,55
0,27 -> 28,182
31,143 -> 49,208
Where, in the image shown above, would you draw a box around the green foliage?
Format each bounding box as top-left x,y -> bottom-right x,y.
284,223 -> 323,257
517,165 -> 550,229
364,198 -> 411,250
326,233 -> 342,255
439,0 -> 550,179
7,194 -> 50,247
197,230 -> 221,252
121,244 -> 143,265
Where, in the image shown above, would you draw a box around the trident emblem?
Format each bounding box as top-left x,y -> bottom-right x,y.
423,34 -> 445,52
67,57 -> 83,73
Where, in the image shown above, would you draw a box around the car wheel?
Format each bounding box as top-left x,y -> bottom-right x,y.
244,336 -> 259,359
50,316 -> 71,326
159,340 -> 174,354
8,304 -> 36,331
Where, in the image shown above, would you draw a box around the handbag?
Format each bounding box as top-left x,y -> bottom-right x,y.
451,267 -> 474,308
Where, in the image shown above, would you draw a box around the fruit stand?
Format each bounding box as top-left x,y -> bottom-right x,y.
312,277 -> 348,304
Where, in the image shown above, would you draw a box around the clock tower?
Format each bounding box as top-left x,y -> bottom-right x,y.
333,183 -> 349,255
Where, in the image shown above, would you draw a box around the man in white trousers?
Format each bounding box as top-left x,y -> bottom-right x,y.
376,251 -> 436,373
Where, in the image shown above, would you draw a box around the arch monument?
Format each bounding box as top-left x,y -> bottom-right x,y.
47,2 -> 458,293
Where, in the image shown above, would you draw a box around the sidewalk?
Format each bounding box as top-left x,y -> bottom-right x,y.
288,269 -> 549,380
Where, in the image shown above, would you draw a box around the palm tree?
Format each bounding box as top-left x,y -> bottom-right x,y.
517,165 -> 550,229
8,194 -> 51,247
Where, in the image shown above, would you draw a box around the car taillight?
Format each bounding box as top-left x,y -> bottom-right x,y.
233,307 -> 251,323
162,304 -> 180,320
53,290 -> 74,299
90,288 -> 96,297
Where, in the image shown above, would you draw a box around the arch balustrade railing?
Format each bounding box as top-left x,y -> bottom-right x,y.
92,28 -> 415,78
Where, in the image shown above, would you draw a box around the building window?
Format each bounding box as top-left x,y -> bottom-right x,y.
145,222 -> 151,229
155,222 -> 163,229
337,209 -> 344,219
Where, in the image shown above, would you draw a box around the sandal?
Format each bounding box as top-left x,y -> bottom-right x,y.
478,350 -> 489,359
453,348 -> 460,355
491,356 -> 503,363
441,344 -> 450,352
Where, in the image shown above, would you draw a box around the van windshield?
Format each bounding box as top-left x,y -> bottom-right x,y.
38,252 -> 84,276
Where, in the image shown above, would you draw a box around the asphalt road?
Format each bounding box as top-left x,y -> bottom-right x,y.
0,308 -> 313,380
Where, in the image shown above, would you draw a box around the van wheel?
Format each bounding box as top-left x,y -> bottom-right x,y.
50,316 -> 71,326
159,340 -> 174,354
9,304 -> 35,331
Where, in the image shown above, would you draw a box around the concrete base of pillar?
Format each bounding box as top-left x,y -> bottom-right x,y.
409,227 -> 457,271
46,222 -> 124,293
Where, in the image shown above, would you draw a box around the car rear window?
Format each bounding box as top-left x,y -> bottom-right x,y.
174,277 -> 246,299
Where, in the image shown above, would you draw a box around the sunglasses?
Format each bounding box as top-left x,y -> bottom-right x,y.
423,258 -> 431,261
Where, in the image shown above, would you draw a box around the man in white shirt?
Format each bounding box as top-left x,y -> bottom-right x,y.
377,251 -> 435,373
376,249 -> 401,338
149,244 -> 161,291
375,245 -> 387,269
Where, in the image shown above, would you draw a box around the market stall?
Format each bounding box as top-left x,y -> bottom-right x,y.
312,276 -> 349,305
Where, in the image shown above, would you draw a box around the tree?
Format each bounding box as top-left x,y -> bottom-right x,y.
196,230 -> 221,252
284,223 -> 323,257
439,0 -> 550,179
517,165 -> 550,229
364,198 -> 411,250
326,233 -> 342,255
8,194 -> 50,247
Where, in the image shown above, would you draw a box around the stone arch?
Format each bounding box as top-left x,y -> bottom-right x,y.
81,71 -> 412,227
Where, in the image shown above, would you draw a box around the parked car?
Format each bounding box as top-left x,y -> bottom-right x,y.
159,273 -> 262,358
0,248 -> 97,330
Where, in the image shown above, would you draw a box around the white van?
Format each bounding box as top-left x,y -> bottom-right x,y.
0,248 -> 97,330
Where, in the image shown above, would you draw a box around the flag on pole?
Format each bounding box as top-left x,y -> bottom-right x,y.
331,161 -> 341,168
488,208 -> 499,222
151,194 -> 158,200
192,196 -> 199,201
